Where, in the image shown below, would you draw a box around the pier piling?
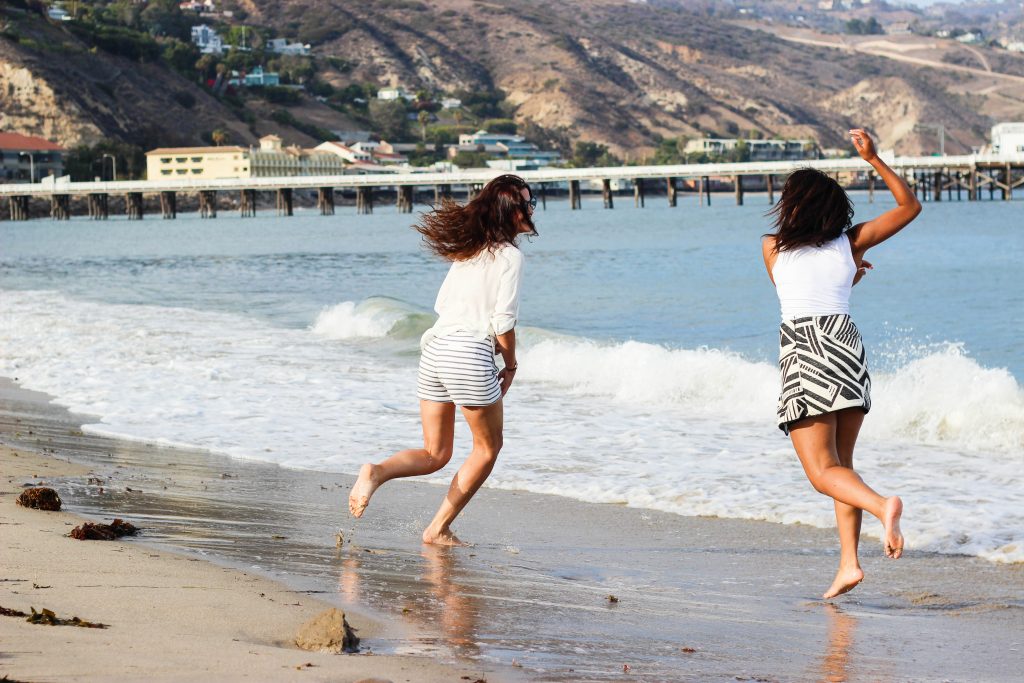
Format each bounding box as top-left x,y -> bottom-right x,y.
88,193 -> 110,220
569,180 -> 581,210
276,188 -> 294,216
396,185 -> 413,213
126,192 -> 144,220
9,196 -> 29,220
240,189 -> 257,217
355,187 -> 373,214
734,175 -> 743,206
602,179 -> 613,209
50,194 -> 70,220
766,174 -> 774,205
634,178 -> 645,208
199,190 -> 217,218
538,182 -> 547,210
160,191 -> 176,219
667,177 -> 678,207
318,187 -> 335,216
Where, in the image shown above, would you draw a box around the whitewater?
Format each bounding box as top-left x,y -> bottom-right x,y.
1,198 -> 1021,563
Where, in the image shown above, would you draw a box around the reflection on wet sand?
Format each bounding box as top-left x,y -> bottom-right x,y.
818,603 -> 856,682
418,545 -> 481,657
336,544 -> 482,660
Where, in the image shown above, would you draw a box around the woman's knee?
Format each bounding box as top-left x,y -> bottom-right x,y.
424,446 -> 453,472
476,437 -> 502,463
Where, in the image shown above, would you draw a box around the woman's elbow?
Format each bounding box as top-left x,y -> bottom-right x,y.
491,316 -> 517,335
908,198 -> 923,218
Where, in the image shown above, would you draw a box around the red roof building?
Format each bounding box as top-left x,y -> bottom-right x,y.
0,132 -> 66,183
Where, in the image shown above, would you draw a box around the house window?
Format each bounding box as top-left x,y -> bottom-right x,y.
161,158 -> 171,164
175,169 -> 187,174
161,170 -> 172,175
191,169 -> 202,174
191,157 -> 203,162
175,157 -> 187,163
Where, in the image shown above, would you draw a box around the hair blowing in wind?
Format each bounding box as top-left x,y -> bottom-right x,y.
416,174 -> 536,261
768,168 -> 855,252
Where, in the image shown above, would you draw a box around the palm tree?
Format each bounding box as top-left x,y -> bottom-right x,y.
418,110 -> 430,142
211,129 -> 229,146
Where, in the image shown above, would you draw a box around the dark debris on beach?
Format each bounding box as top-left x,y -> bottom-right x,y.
68,518 -> 138,540
15,487 -> 61,511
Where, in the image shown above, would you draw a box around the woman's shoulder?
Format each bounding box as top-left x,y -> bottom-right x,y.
494,243 -> 524,265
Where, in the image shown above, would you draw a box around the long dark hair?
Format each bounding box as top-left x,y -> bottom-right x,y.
767,168 -> 854,252
416,174 -> 536,261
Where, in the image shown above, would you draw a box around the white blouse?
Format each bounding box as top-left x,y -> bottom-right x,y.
772,234 -> 856,321
421,243 -> 524,347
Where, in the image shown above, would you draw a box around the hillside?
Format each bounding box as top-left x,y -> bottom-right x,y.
213,0 -> 1022,154
3,0 -> 1023,170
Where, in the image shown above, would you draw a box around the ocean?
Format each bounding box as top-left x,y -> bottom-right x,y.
1,192 -> 1022,563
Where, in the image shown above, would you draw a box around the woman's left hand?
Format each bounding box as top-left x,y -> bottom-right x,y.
853,259 -> 873,286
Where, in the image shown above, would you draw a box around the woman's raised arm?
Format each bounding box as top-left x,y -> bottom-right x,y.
847,128 -> 922,254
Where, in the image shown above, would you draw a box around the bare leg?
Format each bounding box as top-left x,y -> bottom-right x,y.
789,414 -> 904,561
824,409 -> 866,599
423,400 -> 503,546
348,400 -> 456,518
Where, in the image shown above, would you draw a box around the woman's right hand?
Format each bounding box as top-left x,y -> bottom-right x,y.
850,128 -> 877,162
498,367 -> 515,396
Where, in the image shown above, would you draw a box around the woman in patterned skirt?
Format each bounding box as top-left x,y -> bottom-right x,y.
761,129 -> 921,598
348,175 -> 536,545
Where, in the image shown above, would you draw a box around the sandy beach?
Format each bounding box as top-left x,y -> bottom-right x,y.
0,384 -> 515,682
1,378 -> 1021,681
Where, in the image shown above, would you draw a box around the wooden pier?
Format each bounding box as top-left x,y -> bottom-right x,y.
2,154 -> 1022,221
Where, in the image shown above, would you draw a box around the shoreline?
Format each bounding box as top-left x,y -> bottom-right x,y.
2,377 -> 1022,681
0,381 -> 514,682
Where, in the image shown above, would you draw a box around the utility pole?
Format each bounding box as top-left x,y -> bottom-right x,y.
915,123 -> 945,156
102,153 -> 117,181
19,152 -> 35,183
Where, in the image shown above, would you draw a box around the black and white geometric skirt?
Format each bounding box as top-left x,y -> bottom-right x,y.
777,314 -> 871,435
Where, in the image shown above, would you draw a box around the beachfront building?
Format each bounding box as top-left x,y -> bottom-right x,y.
376,87 -> 413,101
683,137 -> 816,161
991,122 -> 1024,154
266,38 -> 311,56
0,132 -> 65,183
146,138 -> 347,180
179,0 -> 217,12
315,141 -> 374,164
146,146 -> 250,180
227,66 -> 280,87
190,25 -> 224,54
450,130 -> 563,168
249,136 -> 345,177
440,97 -> 462,109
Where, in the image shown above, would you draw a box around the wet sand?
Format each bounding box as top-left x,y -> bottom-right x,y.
2,378 -> 1021,681
0,380 -> 514,683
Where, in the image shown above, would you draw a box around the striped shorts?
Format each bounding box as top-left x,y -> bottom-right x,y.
417,332 -> 502,407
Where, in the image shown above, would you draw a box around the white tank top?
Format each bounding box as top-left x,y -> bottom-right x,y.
772,234 -> 856,321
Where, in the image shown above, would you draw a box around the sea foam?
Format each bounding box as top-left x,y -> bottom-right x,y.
2,290 -> 1021,563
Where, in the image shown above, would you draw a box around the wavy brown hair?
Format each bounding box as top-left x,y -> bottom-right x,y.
767,168 -> 854,252
416,174 -> 536,261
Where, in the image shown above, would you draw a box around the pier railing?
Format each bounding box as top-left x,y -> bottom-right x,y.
2,153 -> 1022,220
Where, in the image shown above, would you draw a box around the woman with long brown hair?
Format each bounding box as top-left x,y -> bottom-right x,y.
761,129 -> 921,598
348,174 -> 537,545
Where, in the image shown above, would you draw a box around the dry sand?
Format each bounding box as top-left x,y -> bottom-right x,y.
0,442 -> 511,682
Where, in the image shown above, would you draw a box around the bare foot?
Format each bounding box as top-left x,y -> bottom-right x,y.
422,525 -> 466,546
823,565 -> 864,599
348,464 -> 381,518
882,496 -> 904,559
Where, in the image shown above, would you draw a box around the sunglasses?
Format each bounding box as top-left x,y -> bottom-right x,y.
524,197 -> 538,210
